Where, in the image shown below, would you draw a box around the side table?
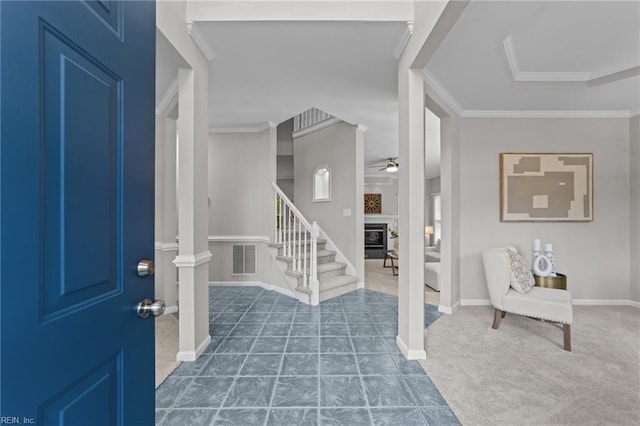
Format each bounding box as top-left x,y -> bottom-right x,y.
383,250 -> 398,276
534,273 -> 567,290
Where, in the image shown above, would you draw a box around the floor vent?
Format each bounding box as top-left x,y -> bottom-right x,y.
232,244 -> 257,275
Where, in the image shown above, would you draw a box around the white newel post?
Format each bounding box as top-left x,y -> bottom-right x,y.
174,68 -> 211,362
310,221 -> 320,306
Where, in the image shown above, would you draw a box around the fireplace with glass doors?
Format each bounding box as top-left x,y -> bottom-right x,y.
364,223 -> 387,259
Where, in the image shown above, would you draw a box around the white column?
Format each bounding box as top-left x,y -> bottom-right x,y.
354,125 -> 366,285
154,112 -> 179,313
397,67 -> 426,360
174,68 -> 211,361
162,117 -> 179,311
154,113 -> 167,302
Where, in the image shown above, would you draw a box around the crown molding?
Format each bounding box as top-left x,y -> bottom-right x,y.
364,171 -> 399,179
461,110 -> 634,119
422,69 -> 464,116
209,121 -> 276,134
501,34 -> 520,81
424,68 -> 635,119
502,35 -> 639,86
186,21 -> 216,61
392,21 -> 413,60
155,78 -> 179,116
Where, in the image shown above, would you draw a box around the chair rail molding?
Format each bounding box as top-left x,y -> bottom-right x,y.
155,241 -> 180,252
208,235 -> 270,243
173,250 -> 212,268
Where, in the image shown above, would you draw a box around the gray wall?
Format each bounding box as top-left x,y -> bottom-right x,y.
458,118 -> 631,301
630,115 -> 640,303
294,121 -> 362,274
277,119 -> 295,200
424,175 -> 441,231
207,241 -> 290,288
364,177 -> 398,216
208,130 -> 275,235
207,129 -> 293,291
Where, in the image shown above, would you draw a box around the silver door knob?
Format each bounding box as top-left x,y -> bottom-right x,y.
137,259 -> 154,277
137,298 -> 165,318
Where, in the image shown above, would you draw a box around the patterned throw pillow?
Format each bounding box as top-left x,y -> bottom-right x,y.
507,249 -> 535,293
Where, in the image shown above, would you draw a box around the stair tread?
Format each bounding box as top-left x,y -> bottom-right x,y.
320,274 -> 359,291
275,250 -> 336,262
317,262 -> 346,272
268,238 -> 327,248
284,261 -> 346,278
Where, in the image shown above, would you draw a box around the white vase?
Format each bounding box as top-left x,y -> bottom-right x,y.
533,254 -> 553,277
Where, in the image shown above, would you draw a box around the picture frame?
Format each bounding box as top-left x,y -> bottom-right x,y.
499,153 -> 593,222
364,193 -> 382,214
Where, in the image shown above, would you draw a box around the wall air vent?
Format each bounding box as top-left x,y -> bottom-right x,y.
232,244 -> 257,275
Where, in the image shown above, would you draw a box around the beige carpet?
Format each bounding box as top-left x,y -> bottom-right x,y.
419,305 -> 640,425
364,258 -> 440,306
155,313 -> 180,388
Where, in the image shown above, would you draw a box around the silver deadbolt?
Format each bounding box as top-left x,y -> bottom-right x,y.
137,298 -> 165,318
137,259 -> 154,277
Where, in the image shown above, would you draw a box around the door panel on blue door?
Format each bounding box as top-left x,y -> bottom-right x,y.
39,352 -> 121,426
42,21 -> 122,320
1,1 -> 155,424
82,0 -> 123,38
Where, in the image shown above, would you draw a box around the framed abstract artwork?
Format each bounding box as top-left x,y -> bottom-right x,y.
364,193 -> 382,214
500,153 -> 593,222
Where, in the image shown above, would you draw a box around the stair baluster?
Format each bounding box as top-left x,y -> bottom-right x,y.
303,225 -> 308,287
272,183 -> 319,301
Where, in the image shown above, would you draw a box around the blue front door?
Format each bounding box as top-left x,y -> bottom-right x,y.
1,1 -> 156,424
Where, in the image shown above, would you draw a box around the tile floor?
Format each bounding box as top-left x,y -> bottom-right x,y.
155,287 -> 460,426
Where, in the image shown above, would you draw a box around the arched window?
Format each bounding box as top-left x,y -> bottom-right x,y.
313,165 -> 331,202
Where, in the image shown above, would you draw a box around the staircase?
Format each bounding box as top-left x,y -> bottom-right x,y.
269,184 -> 359,305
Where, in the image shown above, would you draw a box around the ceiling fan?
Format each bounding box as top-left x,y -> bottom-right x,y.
368,157 -> 399,173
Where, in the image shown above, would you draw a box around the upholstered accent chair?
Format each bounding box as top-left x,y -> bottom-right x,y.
482,247 -> 573,351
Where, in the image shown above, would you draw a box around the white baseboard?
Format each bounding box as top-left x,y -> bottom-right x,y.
176,334 -> 211,362
396,335 -> 427,360
163,305 -> 178,315
438,306 -> 452,314
209,281 -> 263,287
208,281 -> 295,298
438,300 -> 460,315
460,299 -> 491,306
573,299 -> 640,307
460,298 -> 640,308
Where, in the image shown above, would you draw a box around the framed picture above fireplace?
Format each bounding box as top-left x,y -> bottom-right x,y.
364,193 -> 382,214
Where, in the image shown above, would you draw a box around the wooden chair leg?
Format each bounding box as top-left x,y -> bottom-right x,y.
501,311 -> 506,318
492,309 -> 503,329
563,324 -> 571,351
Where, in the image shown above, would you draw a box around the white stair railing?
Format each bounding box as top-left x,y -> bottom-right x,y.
293,107 -> 333,133
273,183 -> 319,302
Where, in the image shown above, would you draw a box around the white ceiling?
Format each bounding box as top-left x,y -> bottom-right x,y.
155,1 -> 639,175
197,21 -> 407,164
425,1 -> 640,114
